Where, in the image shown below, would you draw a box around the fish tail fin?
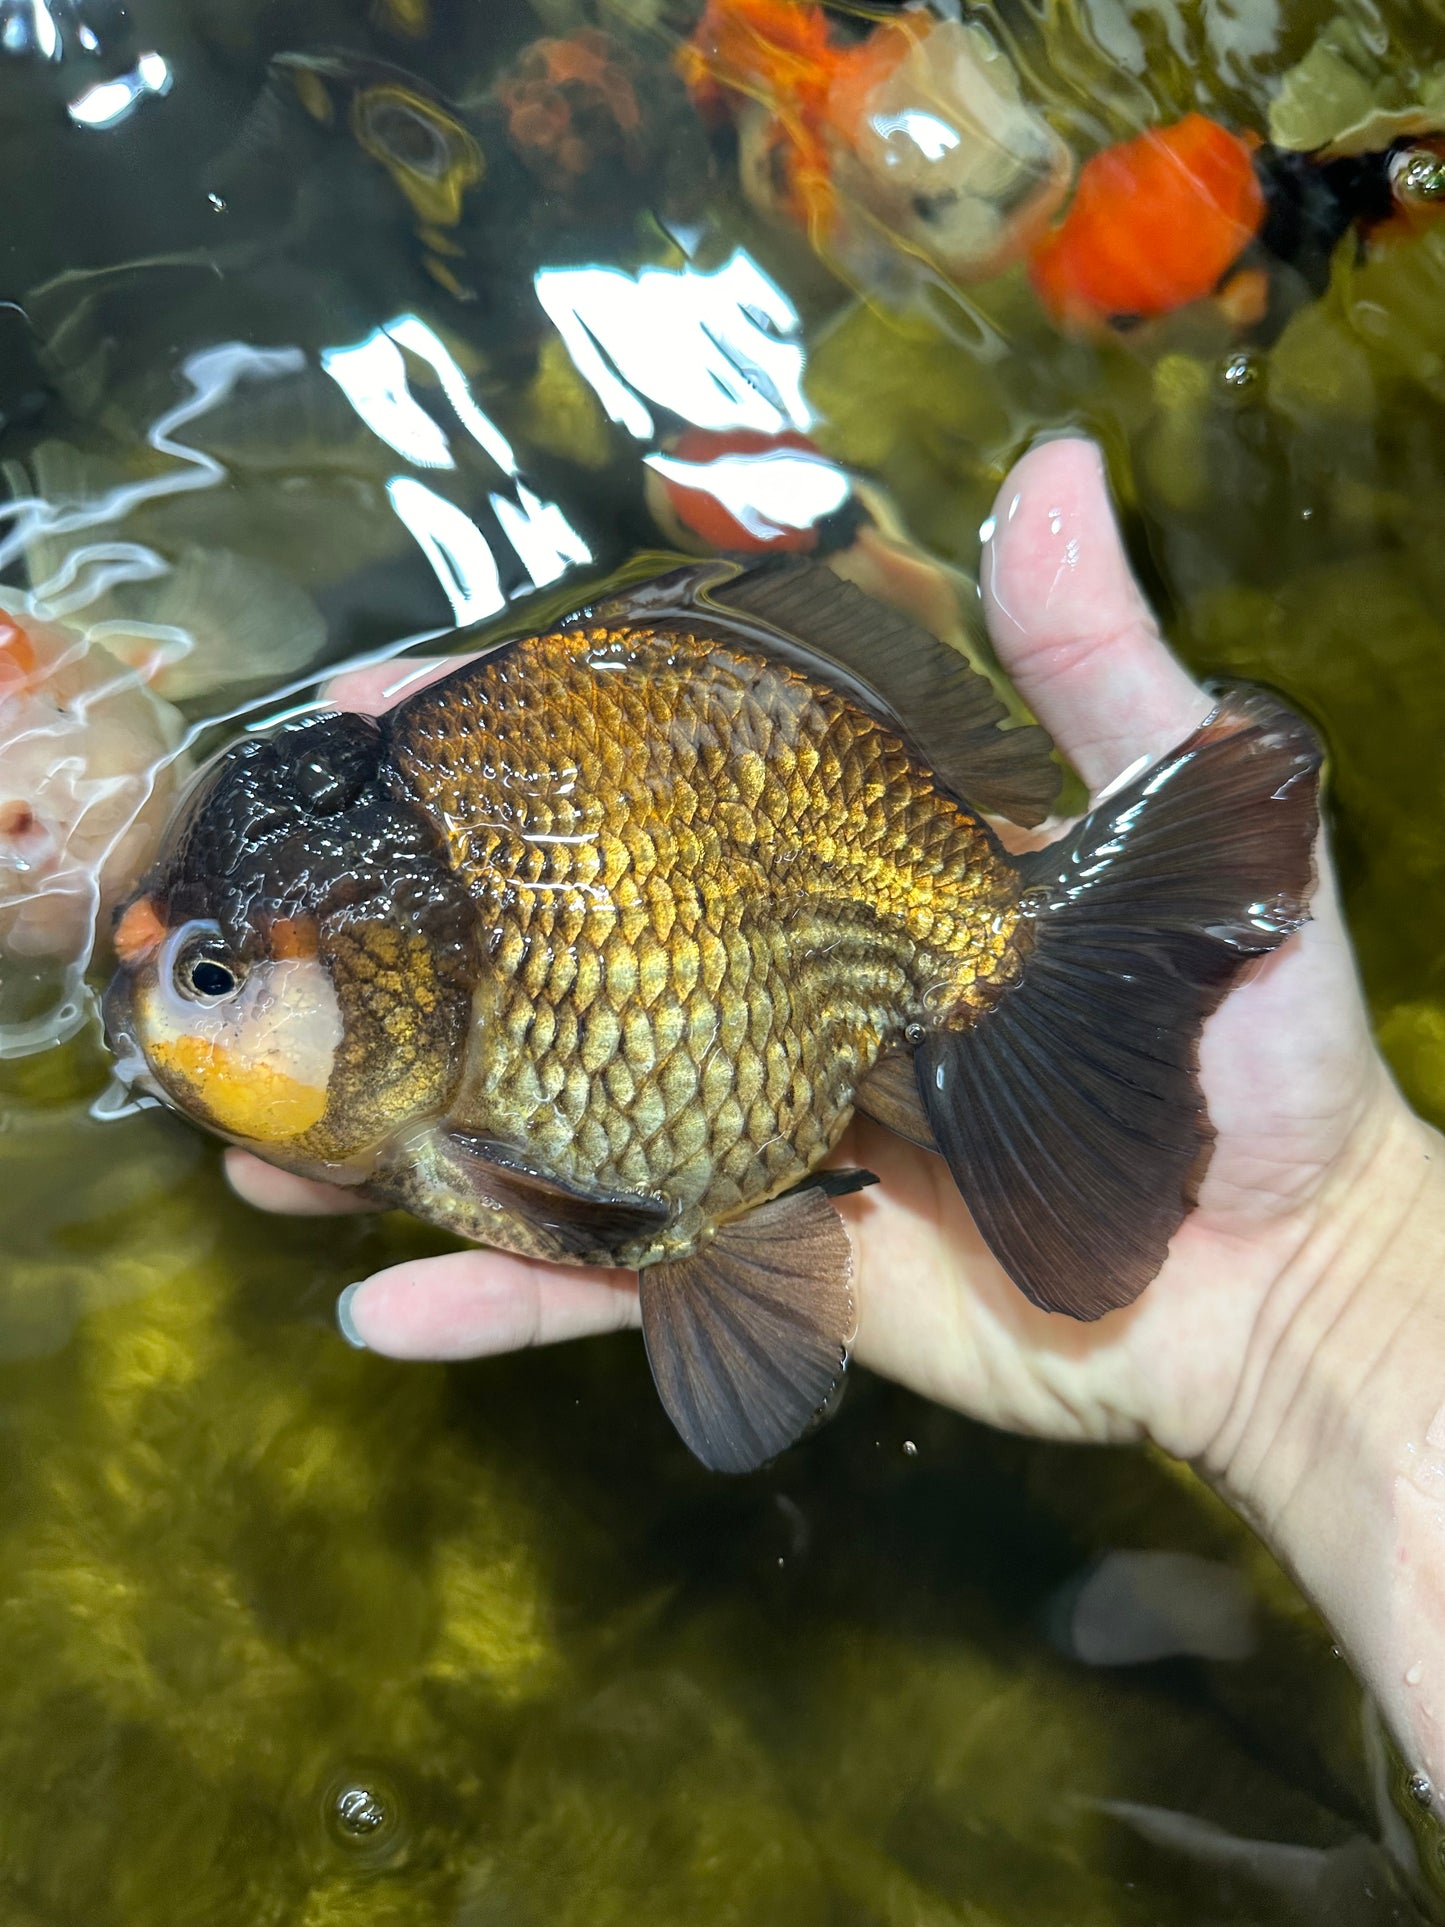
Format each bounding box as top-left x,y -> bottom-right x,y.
916,686 -> 1322,1320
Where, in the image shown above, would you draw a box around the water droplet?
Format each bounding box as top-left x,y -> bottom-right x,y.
206,191 -> 226,213
1407,1660 -> 1425,1686
1409,1771 -> 1434,1809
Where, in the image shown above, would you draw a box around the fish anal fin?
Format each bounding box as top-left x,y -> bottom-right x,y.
917,686 -> 1322,1320
639,1185 -> 856,1475
442,1129 -> 670,1260
853,1051 -> 938,1152
706,559 -> 1061,827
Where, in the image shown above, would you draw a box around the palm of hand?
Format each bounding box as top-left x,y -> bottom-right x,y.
227,439 -> 1389,1464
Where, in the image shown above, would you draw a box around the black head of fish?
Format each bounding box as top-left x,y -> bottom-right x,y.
103,710 -> 481,1171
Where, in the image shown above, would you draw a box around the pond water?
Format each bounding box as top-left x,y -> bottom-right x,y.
1,0 -> 1444,1920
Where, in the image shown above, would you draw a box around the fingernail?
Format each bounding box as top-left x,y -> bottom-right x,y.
1025,427 -> 1103,463
336,1282 -> 369,1350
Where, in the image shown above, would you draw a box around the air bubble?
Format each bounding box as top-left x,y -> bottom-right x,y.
335,1786 -> 386,1836
1391,147 -> 1445,208
315,1766 -> 410,1867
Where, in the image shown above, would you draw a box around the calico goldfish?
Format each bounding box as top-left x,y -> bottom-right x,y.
103,563 -> 1319,1473
681,0 -> 1071,284
0,599 -> 183,968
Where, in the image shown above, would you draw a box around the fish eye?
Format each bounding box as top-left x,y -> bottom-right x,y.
172,930 -> 246,1004
357,88 -> 454,179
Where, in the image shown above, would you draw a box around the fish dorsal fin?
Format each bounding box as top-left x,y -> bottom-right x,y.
444,1130 -> 670,1260
592,560 -> 1059,827
639,1175 -> 865,1474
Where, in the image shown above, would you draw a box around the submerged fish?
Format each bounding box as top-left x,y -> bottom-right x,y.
681,0 -> 1071,286
102,563 -> 1319,1472
1029,114 -> 1267,329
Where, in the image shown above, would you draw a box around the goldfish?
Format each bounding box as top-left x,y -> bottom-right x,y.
681,0 -> 1071,285
494,25 -> 707,226
0,595 -> 185,1054
103,562 -> 1319,1473
1029,114 -> 1267,329
644,426 -> 852,555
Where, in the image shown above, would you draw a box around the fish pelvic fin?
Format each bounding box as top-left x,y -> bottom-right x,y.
915,685 -> 1322,1321
639,1173 -> 868,1475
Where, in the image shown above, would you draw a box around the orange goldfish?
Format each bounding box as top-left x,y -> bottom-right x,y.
644,425 -> 847,555
1029,114 -> 1266,329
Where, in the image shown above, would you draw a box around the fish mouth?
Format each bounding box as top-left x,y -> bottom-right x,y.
100,972 -> 164,1102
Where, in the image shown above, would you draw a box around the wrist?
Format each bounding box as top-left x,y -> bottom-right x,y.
1205,1082 -> 1445,1797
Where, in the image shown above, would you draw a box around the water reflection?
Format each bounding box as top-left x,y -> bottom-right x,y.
67,48 -> 168,127
534,251 -> 812,439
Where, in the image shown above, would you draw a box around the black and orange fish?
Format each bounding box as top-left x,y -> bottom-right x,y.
103,563 -> 1320,1473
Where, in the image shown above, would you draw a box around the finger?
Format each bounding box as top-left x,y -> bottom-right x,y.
336,1251 -> 641,1359
322,654 -> 473,717
224,1147 -> 381,1216
981,437 -> 1211,792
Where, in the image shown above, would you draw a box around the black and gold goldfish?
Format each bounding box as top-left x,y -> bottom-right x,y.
103,565 -> 1320,1472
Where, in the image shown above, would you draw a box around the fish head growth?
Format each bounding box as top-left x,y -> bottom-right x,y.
102,710 -> 479,1176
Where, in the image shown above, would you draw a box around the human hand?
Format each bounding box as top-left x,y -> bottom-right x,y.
227,434 -> 1397,1459
226,435 -> 1445,1798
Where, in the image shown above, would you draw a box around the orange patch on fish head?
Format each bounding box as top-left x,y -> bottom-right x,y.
113,894 -> 168,966
266,914 -> 321,961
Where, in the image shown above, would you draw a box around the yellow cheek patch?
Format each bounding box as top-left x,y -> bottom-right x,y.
149,1035 -> 330,1141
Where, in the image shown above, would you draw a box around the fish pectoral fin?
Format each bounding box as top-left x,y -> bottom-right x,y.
852,1051 -> 938,1152
441,1130 -> 670,1260
708,559 -> 1062,828
638,1181 -> 861,1476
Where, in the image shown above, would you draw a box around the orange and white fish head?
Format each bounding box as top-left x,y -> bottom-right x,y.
0,592 -> 185,967
106,902 -> 347,1147
826,16 -> 1073,282
102,710 -> 480,1180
